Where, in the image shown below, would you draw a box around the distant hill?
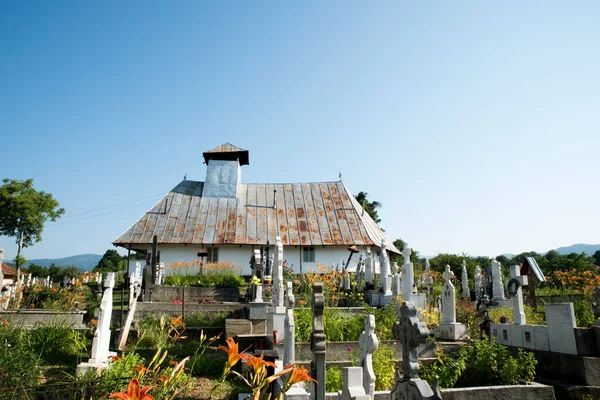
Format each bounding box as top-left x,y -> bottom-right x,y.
553,244 -> 600,256
26,254 -> 102,271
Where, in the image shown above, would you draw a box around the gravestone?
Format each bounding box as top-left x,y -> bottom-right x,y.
283,281 -> 295,367
508,264 -> 527,325
435,265 -> 466,340
474,266 -> 483,300
253,250 -> 264,303
356,255 -> 365,290
77,272 -> 117,374
401,245 -> 413,300
339,367 -> 371,400
391,302 -> 442,400
546,303 -> 577,355
359,315 -> 378,399
311,282 -> 326,400
365,249 -> 373,285
268,237 -> 286,345
461,260 -> 469,298
379,240 -> 393,305
424,259 -> 433,308
492,259 -> 505,301
117,262 -> 143,350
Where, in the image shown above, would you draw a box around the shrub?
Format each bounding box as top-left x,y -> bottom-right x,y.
326,365 -> 343,392
421,338 -> 537,388
574,301 -> 595,327
373,343 -> 396,390
28,321 -> 87,365
164,261 -> 245,288
0,323 -> 43,389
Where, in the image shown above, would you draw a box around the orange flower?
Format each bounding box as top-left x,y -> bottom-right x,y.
109,355 -> 123,362
171,316 -> 184,328
90,319 -> 98,326
286,365 -> 316,386
109,378 -> 155,400
132,365 -> 153,374
218,337 -> 248,372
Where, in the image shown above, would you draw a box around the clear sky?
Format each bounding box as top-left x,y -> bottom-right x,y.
1,1 -> 599,262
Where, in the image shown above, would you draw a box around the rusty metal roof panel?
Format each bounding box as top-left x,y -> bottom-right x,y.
112,180 -> 399,253
234,184 -> 247,244
266,184 -> 278,244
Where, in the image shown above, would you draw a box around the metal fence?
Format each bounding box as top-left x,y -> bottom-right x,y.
0,378 -> 130,400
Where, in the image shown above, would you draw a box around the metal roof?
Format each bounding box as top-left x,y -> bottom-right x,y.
523,256 -> 546,282
202,143 -> 249,165
113,180 -> 400,254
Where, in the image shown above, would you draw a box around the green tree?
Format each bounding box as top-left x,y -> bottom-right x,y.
354,191 -> 382,224
0,179 -> 64,284
94,249 -> 126,272
592,250 -> 600,266
26,263 -> 46,277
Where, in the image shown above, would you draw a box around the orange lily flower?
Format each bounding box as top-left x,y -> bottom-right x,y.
218,337 -> 244,370
109,378 -> 156,400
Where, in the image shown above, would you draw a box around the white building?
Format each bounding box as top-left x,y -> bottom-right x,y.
113,143 -> 399,275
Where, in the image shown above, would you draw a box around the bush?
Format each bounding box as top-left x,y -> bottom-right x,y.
28,321 -> 87,365
326,366 -> 343,392
373,343 -> 396,390
421,338 -> 537,388
0,323 -> 43,389
574,301 -> 595,327
164,261 -> 245,288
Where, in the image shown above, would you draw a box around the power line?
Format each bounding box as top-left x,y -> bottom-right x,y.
59,192 -> 167,219
46,196 -> 167,227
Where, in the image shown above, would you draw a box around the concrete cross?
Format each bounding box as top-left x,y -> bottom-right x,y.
365,249 -> 373,284
392,302 -> 429,379
509,264 -> 528,325
442,264 -> 454,283
461,260 -> 469,298
285,281 -> 295,309
359,314 -> 379,399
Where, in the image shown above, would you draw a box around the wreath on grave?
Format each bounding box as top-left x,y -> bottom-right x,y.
506,278 -> 520,297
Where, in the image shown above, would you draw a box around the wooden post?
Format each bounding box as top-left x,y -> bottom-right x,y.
151,235 -> 158,284
528,270 -> 536,309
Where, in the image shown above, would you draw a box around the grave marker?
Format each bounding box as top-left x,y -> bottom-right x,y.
391,302 -> 442,400
283,281 -> 295,367
461,260 -> 469,298
311,282 -> 326,400
508,264 -> 527,325
436,265 -> 466,340
359,315 -> 378,399
365,249 -> 373,284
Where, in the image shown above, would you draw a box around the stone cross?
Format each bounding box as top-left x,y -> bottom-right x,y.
442,265 -> 456,324
492,259 -> 505,301
253,250 -> 263,302
311,282 -> 326,400
401,244 -> 414,300
78,272 -> 116,374
461,260 -> 469,298
284,281 -> 295,367
474,266 -> 483,300
117,263 -> 143,350
272,236 -> 285,312
356,255 -> 365,290
509,264 -> 528,325
392,302 -> 429,379
365,249 -> 373,284
27,273 -> 32,287
359,314 -> 378,399
379,240 -> 392,296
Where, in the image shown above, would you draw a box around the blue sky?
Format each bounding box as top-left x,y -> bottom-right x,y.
1,1 -> 599,261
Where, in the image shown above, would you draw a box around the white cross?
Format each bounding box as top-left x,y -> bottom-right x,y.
442,264 -> 454,283
359,315 -> 378,399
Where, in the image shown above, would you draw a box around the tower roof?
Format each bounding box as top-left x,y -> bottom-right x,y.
202,143 -> 249,166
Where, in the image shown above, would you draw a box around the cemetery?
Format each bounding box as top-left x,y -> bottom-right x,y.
1,223 -> 600,400
0,146 -> 599,400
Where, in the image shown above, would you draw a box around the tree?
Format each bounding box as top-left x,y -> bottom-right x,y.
593,250 -> 600,266
354,191 -> 382,224
0,179 -> 64,285
94,249 -> 126,272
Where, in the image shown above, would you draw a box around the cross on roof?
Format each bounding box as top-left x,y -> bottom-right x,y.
392,302 -> 429,378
